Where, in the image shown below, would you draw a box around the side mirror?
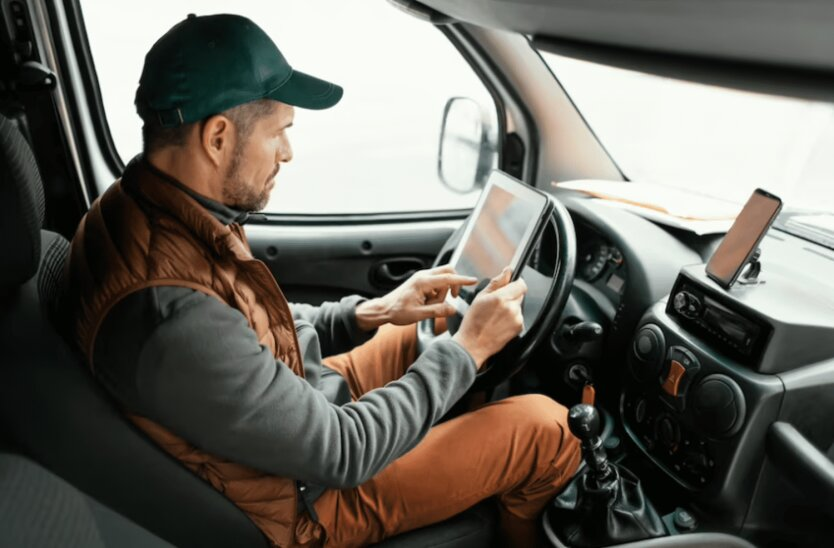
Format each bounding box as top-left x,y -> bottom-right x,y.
437,97 -> 498,194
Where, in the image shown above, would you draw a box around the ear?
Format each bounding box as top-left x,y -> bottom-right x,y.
199,114 -> 235,168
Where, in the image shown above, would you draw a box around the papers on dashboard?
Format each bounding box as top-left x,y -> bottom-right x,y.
553,180 -> 739,235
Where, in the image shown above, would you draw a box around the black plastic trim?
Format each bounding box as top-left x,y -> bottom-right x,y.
254,209 -> 470,226
58,0 -> 123,178
534,35 -> 834,104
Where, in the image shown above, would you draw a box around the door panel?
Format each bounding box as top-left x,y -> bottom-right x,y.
245,220 -> 463,305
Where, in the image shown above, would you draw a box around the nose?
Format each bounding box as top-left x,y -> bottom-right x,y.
277,133 -> 293,164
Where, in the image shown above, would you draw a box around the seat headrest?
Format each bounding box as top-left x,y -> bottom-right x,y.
0,114 -> 46,290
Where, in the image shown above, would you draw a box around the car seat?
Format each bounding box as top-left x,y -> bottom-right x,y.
0,453 -> 172,547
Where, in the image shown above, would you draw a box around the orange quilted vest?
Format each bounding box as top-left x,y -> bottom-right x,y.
64,158 -> 315,546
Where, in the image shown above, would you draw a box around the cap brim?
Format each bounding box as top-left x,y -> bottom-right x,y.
268,70 -> 343,110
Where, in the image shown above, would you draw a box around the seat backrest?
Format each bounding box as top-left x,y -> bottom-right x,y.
0,114 -> 268,548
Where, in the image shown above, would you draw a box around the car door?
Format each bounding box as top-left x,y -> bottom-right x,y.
79,0 -> 505,305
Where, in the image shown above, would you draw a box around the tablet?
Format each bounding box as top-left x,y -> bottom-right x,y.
447,170 -> 552,315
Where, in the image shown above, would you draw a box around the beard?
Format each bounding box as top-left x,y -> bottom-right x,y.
222,140 -> 276,212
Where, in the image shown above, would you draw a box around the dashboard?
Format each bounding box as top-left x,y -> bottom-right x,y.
540,190 -> 834,543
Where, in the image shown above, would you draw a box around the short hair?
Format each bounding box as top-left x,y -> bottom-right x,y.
141,99 -> 277,154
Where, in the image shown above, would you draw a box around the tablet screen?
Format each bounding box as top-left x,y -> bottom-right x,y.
450,172 -> 549,307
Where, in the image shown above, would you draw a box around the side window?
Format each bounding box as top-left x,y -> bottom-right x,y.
81,1 -> 499,214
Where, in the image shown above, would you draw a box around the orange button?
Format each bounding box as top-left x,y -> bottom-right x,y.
662,360 -> 686,397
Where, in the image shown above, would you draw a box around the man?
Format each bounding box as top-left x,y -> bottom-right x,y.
64,14 -> 580,547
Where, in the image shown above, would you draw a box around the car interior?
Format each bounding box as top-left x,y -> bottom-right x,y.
2,0 -> 834,547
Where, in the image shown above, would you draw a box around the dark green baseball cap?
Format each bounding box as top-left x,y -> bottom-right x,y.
135,13 -> 343,128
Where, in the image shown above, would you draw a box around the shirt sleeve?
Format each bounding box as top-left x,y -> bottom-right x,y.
94,287 -> 477,489
289,296 -> 376,357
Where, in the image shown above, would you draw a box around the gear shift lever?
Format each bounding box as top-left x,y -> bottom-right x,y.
568,404 -> 613,487
547,404 -> 666,547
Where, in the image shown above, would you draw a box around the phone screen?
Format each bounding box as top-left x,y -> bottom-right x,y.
706,189 -> 782,288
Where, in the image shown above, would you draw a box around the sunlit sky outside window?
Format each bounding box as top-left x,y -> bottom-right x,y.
543,53 -> 834,213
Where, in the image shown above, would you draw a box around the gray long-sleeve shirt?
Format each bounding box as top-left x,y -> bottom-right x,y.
91,170 -> 477,505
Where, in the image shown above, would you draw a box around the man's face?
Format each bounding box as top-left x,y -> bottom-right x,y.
223,102 -> 294,211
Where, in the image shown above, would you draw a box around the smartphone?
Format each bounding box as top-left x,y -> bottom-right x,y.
706,188 -> 782,289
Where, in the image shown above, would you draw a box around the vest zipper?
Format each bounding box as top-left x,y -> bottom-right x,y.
297,481 -> 319,523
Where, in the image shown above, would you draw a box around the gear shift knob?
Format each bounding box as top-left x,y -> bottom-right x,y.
568,404 -> 601,440
569,403 -> 612,485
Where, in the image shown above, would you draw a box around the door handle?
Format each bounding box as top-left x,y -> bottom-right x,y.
371,258 -> 426,288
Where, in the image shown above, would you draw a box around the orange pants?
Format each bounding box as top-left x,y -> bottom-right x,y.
296,324 -> 581,547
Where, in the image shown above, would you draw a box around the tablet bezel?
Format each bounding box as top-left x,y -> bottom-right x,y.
446,170 -> 552,315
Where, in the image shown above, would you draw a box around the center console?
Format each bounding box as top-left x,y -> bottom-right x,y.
619,259 -> 834,531
624,272 -> 761,490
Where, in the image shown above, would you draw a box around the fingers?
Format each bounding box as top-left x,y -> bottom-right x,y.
416,302 -> 457,320
484,266 -> 513,292
429,264 -> 456,275
422,273 -> 479,289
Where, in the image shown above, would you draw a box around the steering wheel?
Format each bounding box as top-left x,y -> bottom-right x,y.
416,196 -> 576,389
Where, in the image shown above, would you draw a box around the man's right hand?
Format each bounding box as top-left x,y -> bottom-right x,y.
452,267 -> 528,369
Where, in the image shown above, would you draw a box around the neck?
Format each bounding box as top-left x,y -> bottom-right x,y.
145,147 -> 224,203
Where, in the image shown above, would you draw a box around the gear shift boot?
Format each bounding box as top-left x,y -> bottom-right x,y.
547,465 -> 666,547
546,404 -> 666,547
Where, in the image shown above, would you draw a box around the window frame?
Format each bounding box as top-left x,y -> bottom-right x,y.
64,0 -> 512,222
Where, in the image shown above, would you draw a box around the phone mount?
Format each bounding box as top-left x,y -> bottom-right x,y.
737,248 -> 763,286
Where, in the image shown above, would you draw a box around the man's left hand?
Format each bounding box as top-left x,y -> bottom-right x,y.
355,265 -> 477,331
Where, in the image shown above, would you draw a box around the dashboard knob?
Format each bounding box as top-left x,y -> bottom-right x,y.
692,374 -> 746,438
656,415 -> 681,449
673,290 -> 703,319
631,324 -> 665,381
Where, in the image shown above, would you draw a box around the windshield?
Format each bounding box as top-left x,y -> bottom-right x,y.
540,51 -> 834,247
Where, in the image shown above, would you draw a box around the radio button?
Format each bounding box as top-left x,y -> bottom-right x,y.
673,290 -> 703,319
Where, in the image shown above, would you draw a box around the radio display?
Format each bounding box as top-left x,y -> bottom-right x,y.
668,278 -> 771,365
701,296 -> 760,354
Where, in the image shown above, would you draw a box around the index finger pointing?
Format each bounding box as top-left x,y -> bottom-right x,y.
425,273 -> 479,288
429,264 -> 456,275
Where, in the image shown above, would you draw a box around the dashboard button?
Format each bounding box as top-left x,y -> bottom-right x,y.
637,333 -> 653,355
662,360 -> 686,397
635,398 -> 647,424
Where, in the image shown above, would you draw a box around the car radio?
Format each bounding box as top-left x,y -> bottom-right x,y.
666,277 -> 771,366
